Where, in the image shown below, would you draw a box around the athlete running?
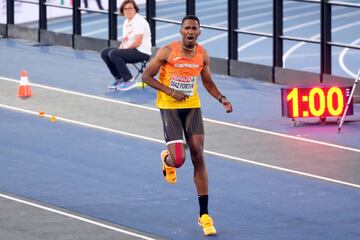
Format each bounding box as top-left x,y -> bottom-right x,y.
142,15 -> 233,236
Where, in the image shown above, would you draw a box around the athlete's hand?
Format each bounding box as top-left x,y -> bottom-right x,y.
222,98 -> 233,113
172,90 -> 189,101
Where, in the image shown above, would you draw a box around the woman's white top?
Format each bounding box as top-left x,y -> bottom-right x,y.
122,13 -> 152,56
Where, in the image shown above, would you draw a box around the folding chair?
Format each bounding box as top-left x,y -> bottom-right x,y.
132,60 -> 148,88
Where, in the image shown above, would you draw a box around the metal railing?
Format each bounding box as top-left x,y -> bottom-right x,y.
3,0 -> 359,79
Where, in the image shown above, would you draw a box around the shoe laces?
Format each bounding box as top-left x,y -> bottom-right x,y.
167,168 -> 175,174
200,214 -> 213,227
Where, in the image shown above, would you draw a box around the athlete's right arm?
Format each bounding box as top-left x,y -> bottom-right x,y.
142,47 -> 188,101
142,46 -> 173,95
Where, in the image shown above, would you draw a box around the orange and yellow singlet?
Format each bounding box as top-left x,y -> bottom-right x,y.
156,41 -> 204,109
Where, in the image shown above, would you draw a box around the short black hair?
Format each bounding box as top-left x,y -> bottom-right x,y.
181,15 -> 200,26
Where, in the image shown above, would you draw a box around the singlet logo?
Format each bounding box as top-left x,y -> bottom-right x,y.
174,63 -> 199,68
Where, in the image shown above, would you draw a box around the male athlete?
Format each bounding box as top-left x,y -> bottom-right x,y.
142,15 -> 233,236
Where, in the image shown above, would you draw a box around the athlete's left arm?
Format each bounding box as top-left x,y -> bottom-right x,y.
201,50 -> 233,113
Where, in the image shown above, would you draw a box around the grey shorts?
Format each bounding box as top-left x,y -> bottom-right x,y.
160,108 -> 204,144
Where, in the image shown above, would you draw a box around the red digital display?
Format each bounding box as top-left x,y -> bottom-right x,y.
281,86 -> 353,118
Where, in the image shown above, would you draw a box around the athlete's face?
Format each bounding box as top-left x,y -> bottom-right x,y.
180,19 -> 201,48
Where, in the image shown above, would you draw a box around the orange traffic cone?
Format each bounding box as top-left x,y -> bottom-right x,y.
18,70 -> 32,98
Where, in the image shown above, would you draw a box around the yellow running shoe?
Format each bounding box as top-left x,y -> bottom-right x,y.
161,150 -> 177,184
198,214 -> 217,236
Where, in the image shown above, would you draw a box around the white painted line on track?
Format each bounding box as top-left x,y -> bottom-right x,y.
200,5 -> 342,48
54,17 -> 110,32
283,19 -> 360,72
0,77 -> 158,112
203,118 -> 360,153
158,0 -> 226,14
0,193 -> 157,240
205,150 -> 360,189
246,50 -> 356,60
83,25 -> 123,37
154,0 -> 278,43
156,33 -> 180,44
26,13 -> 101,28
236,8 -> 355,55
240,51 -> 358,61
0,103 -> 360,190
237,37 -> 266,53
160,0 -> 277,21
0,103 -> 163,144
152,0 -> 294,41
208,3 -> 315,29
339,38 -> 360,79
199,4 -> 318,46
199,33 -> 227,45
1,76 -> 360,153
243,7 -> 322,32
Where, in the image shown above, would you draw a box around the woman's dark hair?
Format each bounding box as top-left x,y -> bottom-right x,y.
181,15 -> 200,26
119,0 -> 139,16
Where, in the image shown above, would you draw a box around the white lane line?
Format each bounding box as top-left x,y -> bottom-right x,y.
160,0 -> 271,19
148,0 -> 288,43
240,7 -> 351,52
205,150 -> 360,189
156,33 -> 180,44
199,33 -> 227,45
26,13 -> 101,28
53,14 -> 127,33
157,0 -> 290,34
63,0 -> 232,37
200,4 -> 323,47
283,19 -> 360,68
65,0 -> 294,39
203,118 -> 360,153
239,50 -> 354,61
243,7 -> 321,32
205,2 -> 314,29
237,37 -> 266,53
0,104 -> 163,144
0,77 -> 158,112
237,7 -> 356,55
83,25 -> 123,37
1,76 -> 360,153
0,193 -> 157,240
339,38 -> 360,79
153,0 -> 277,44
157,0 -> 227,14
0,103 -> 360,190
157,8 -> 233,44
54,16 -> 111,32
55,0 -> 224,34
155,0 -> 184,12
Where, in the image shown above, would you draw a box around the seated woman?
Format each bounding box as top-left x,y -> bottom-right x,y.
101,0 -> 151,91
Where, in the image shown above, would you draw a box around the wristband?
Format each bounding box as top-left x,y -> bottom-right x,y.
218,95 -> 226,103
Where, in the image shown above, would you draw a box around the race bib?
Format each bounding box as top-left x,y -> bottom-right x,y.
169,75 -> 197,96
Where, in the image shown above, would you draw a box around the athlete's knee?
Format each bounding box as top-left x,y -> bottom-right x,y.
190,148 -> 205,168
190,146 -> 203,161
170,152 -> 185,168
171,143 -> 186,168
